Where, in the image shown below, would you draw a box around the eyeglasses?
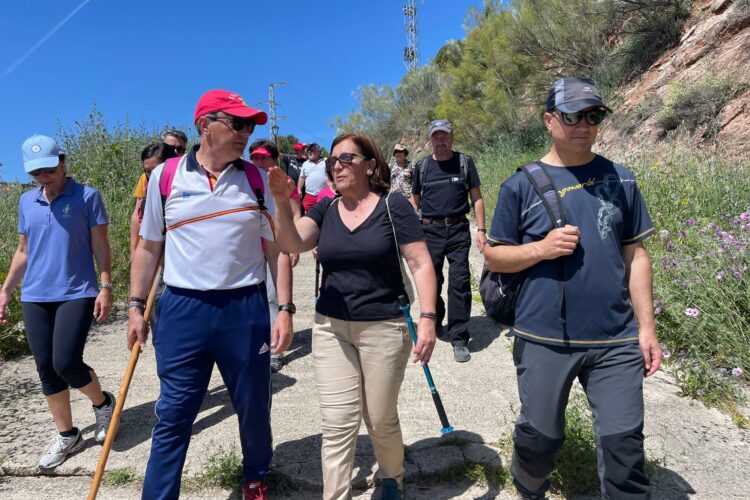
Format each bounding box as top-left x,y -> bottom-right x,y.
29,167 -> 58,177
325,152 -> 368,169
206,113 -> 256,133
556,108 -> 608,126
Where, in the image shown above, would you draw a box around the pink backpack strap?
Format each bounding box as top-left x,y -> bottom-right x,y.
241,160 -> 266,210
159,157 -> 182,198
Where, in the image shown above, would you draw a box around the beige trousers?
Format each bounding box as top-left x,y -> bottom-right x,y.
312,313 -> 412,500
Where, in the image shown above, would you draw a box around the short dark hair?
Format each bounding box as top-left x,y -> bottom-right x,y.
249,139 -> 279,161
161,129 -> 188,144
328,132 -> 390,195
141,141 -> 178,163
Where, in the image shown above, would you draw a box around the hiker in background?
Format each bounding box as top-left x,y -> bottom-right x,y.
250,139 -> 300,374
411,120 -> 487,363
281,141 -> 307,188
483,77 -> 661,500
389,143 -> 413,199
128,89 -> 293,500
298,142 -> 327,212
0,134 -> 115,469
160,128 -> 188,155
268,132 -> 437,500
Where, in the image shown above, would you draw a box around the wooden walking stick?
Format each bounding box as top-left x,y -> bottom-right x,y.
88,262 -> 162,500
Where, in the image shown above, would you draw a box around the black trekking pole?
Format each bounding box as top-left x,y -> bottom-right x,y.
314,259 -> 321,299
398,295 -> 454,434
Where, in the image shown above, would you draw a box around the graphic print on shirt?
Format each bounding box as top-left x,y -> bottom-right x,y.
594,173 -> 622,241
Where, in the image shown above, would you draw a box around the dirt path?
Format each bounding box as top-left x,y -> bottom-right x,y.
1,225 -> 749,499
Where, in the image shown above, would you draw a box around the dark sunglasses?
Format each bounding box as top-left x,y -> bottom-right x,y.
29,167 -> 58,177
207,113 -> 256,133
557,108 -> 608,126
325,152 -> 368,169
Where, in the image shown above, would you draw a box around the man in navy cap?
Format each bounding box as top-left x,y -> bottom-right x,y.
483,77 -> 661,499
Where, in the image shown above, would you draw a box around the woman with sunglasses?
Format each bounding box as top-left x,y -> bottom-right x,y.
268,132 -> 437,500
0,134 -> 115,469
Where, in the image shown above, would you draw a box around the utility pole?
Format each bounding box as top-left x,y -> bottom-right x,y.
403,0 -> 419,71
258,82 -> 287,144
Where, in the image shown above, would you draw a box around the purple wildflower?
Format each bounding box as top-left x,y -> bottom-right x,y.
679,230 -> 687,238
740,212 -> 748,221
659,229 -> 669,240
684,308 -> 701,317
684,219 -> 698,227
732,367 -> 744,378
716,270 -> 725,280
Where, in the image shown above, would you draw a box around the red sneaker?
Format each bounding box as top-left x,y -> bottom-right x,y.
242,480 -> 268,500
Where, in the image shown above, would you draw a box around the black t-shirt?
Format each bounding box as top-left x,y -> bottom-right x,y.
412,152 -> 481,218
306,193 -> 424,321
281,155 -> 304,185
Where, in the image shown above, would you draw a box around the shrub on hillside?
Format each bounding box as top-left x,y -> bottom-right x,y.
654,73 -> 735,137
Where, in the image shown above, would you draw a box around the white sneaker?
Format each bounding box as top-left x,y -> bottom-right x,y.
93,391 -> 116,444
38,431 -> 84,469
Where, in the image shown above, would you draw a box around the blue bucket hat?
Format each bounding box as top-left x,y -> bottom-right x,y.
546,77 -> 612,113
22,134 -> 63,173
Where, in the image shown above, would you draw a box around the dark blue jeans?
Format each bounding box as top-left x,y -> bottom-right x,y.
142,284 -> 271,500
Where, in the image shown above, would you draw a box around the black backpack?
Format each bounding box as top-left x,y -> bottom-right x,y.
416,152 -> 471,195
479,162 -> 566,326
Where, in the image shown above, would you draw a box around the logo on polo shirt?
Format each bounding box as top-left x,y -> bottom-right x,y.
62,204 -> 71,218
182,192 -> 193,199
258,342 -> 270,355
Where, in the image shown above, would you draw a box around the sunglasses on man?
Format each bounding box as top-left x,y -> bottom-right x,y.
556,108 -> 608,126
325,152 -> 368,169
29,167 -> 58,177
206,113 -> 256,133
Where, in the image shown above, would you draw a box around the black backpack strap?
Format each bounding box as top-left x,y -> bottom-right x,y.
518,162 -> 566,228
518,162 -> 567,326
459,153 -> 470,191
416,157 -> 427,197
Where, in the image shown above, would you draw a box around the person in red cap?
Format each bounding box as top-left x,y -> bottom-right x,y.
128,89 -> 293,500
281,141 -> 307,192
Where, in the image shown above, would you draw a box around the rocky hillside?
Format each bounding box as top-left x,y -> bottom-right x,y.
599,0 -> 750,158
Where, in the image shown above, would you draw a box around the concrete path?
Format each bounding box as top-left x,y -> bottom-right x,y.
1,228 -> 749,499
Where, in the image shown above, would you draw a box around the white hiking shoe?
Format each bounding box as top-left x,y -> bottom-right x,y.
93,391 -> 116,444
38,430 -> 84,469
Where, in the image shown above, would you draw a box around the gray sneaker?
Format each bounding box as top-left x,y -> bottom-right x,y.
453,345 -> 471,362
270,353 -> 283,373
93,391 -> 116,444
38,431 -> 84,469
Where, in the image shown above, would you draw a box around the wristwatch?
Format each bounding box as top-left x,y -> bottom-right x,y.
278,303 -> 296,314
101,283 -> 113,290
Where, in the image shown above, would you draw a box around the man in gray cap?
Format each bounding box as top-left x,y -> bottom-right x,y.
483,76 -> 661,499
411,120 -> 486,362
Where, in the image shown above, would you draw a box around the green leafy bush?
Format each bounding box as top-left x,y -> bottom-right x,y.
654,73 -> 736,136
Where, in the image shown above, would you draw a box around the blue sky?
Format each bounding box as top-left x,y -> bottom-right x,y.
0,0 -> 481,181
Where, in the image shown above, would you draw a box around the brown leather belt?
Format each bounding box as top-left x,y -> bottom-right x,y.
421,216 -> 467,226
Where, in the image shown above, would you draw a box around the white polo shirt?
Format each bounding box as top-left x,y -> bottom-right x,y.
140,148 -> 275,291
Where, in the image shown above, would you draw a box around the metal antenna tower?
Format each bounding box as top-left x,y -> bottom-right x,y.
403,0 -> 419,71
258,82 -> 287,143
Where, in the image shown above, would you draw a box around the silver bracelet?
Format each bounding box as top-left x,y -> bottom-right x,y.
128,301 -> 145,311
101,283 -> 113,290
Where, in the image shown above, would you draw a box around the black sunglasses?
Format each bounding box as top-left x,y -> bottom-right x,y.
325,152 -> 368,169
557,108 -> 608,126
207,113 -> 256,133
29,167 -> 58,177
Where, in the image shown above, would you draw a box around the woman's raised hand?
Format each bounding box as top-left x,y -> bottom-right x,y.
267,167 -> 295,201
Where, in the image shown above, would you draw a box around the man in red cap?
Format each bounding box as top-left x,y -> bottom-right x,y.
128,89 -> 293,500
281,141 -> 307,192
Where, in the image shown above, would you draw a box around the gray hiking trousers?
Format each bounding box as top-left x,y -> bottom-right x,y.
511,337 -> 650,499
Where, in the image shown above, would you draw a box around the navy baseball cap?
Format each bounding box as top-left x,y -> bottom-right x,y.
546,77 -> 612,113
22,134 -> 63,173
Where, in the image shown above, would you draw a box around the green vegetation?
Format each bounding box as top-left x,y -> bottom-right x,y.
103,467 -> 139,487
192,446 -> 298,494
655,73 -> 738,137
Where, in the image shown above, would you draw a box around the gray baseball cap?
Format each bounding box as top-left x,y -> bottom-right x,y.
546,77 -> 612,113
428,119 -> 454,136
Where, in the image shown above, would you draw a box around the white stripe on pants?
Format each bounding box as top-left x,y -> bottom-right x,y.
312,313 -> 412,500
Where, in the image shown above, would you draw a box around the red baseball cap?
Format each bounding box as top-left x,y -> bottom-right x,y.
194,89 -> 268,125
293,142 -> 305,151
250,147 -> 271,158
